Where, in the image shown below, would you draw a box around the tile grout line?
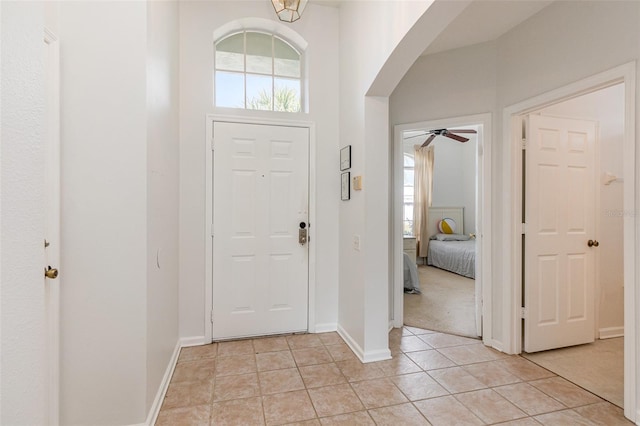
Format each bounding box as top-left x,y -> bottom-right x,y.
159,330 -> 631,425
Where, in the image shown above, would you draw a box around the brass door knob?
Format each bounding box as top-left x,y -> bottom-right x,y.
45,266 -> 59,279
587,239 -> 600,248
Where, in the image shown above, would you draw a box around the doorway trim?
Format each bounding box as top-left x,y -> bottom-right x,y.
502,62 -> 636,421
204,114 -> 317,342
392,113 -> 493,344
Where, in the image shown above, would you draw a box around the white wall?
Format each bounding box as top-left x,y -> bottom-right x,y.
541,84 -> 625,335
0,2 -> 47,424
430,137 -> 476,234
403,134 -> 477,235
389,0 -> 640,349
146,0 -> 180,414
178,1 -> 340,340
338,0 -> 473,359
59,2 -> 148,424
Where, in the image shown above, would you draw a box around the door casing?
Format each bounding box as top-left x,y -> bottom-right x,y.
205,115 -> 317,343
502,62 -> 637,421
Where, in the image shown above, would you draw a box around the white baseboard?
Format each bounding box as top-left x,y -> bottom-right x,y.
180,336 -> 208,347
337,324 -> 365,362
490,339 -> 506,354
144,340 -> 181,426
362,348 -> 392,363
314,323 -> 338,333
599,327 -> 624,339
336,324 -> 391,363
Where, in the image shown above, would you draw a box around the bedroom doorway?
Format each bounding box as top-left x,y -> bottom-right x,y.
392,113 -> 492,341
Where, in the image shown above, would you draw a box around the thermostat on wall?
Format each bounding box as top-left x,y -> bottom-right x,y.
352,175 -> 362,191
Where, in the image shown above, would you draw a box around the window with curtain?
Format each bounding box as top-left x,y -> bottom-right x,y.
214,31 -> 302,112
403,154 -> 415,236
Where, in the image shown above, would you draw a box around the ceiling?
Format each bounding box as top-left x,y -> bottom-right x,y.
309,0 -> 552,56
422,0 -> 553,56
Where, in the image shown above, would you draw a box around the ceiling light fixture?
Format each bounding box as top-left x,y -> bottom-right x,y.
272,0 -> 308,23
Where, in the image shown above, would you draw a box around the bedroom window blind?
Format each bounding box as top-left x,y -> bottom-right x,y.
214,31 -> 303,112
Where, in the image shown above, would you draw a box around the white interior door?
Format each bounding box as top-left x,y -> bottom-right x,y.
524,114 -> 597,352
212,122 -> 309,339
44,28 -> 61,425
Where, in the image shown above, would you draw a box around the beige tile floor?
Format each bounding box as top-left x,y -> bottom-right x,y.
522,337 -> 624,408
156,327 -> 632,425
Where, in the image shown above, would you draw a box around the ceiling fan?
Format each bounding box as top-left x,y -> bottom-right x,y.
406,128 -> 477,148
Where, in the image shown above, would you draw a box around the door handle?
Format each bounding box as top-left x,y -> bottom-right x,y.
587,239 -> 599,248
45,266 -> 59,279
298,222 -> 308,246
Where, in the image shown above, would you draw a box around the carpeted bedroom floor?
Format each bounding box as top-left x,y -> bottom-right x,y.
404,265 -> 477,338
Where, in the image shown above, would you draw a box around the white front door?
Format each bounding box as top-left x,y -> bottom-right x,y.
212,122 -> 309,339
44,28 -> 61,425
524,114 -> 597,352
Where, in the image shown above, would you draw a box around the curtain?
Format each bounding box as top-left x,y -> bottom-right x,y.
413,145 -> 434,258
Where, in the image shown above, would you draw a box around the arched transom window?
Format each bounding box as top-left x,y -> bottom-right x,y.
215,31 -> 302,112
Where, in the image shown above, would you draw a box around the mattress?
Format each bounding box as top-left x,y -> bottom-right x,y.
427,239 -> 475,279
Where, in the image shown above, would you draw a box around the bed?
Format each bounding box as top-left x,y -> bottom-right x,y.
426,207 -> 476,279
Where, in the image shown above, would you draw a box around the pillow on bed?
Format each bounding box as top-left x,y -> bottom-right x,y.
437,218 -> 456,234
431,233 -> 471,241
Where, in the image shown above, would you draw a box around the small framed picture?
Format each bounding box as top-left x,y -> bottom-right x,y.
340,145 -> 351,171
341,172 -> 350,201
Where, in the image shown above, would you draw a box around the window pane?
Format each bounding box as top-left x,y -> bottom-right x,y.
246,74 -> 272,110
274,37 -> 300,77
404,169 -> 414,186
404,154 -> 414,167
403,204 -> 414,221
404,186 -> 413,203
246,32 -> 272,75
215,71 -> 244,108
216,33 -> 244,72
403,220 -> 414,236
273,78 -> 300,112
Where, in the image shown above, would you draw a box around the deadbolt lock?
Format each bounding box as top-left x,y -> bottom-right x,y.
299,222 -> 308,246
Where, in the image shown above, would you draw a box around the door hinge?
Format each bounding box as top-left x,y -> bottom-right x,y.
210,310 -> 214,323
521,223 -> 527,234
521,307 -> 527,319
521,138 -> 527,150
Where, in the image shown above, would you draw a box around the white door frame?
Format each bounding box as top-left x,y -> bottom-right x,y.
44,27 -> 60,426
205,114 -> 317,342
392,113 -> 493,343
502,62 -> 636,421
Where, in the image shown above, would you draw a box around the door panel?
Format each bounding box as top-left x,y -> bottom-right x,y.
524,115 -> 596,352
44,29 -> 61,425
213,122 -> 309,339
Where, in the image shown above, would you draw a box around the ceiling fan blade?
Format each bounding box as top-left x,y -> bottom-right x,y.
447,129 -> 477,134
405,133 -> 429,140
421,134 -> 436,147
444,132 -> 469,143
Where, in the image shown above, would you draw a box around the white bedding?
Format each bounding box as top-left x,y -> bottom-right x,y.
427,239 -> 475,279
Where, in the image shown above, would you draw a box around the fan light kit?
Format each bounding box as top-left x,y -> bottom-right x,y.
406,128 -> 478,148
272,0 -> 308,23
